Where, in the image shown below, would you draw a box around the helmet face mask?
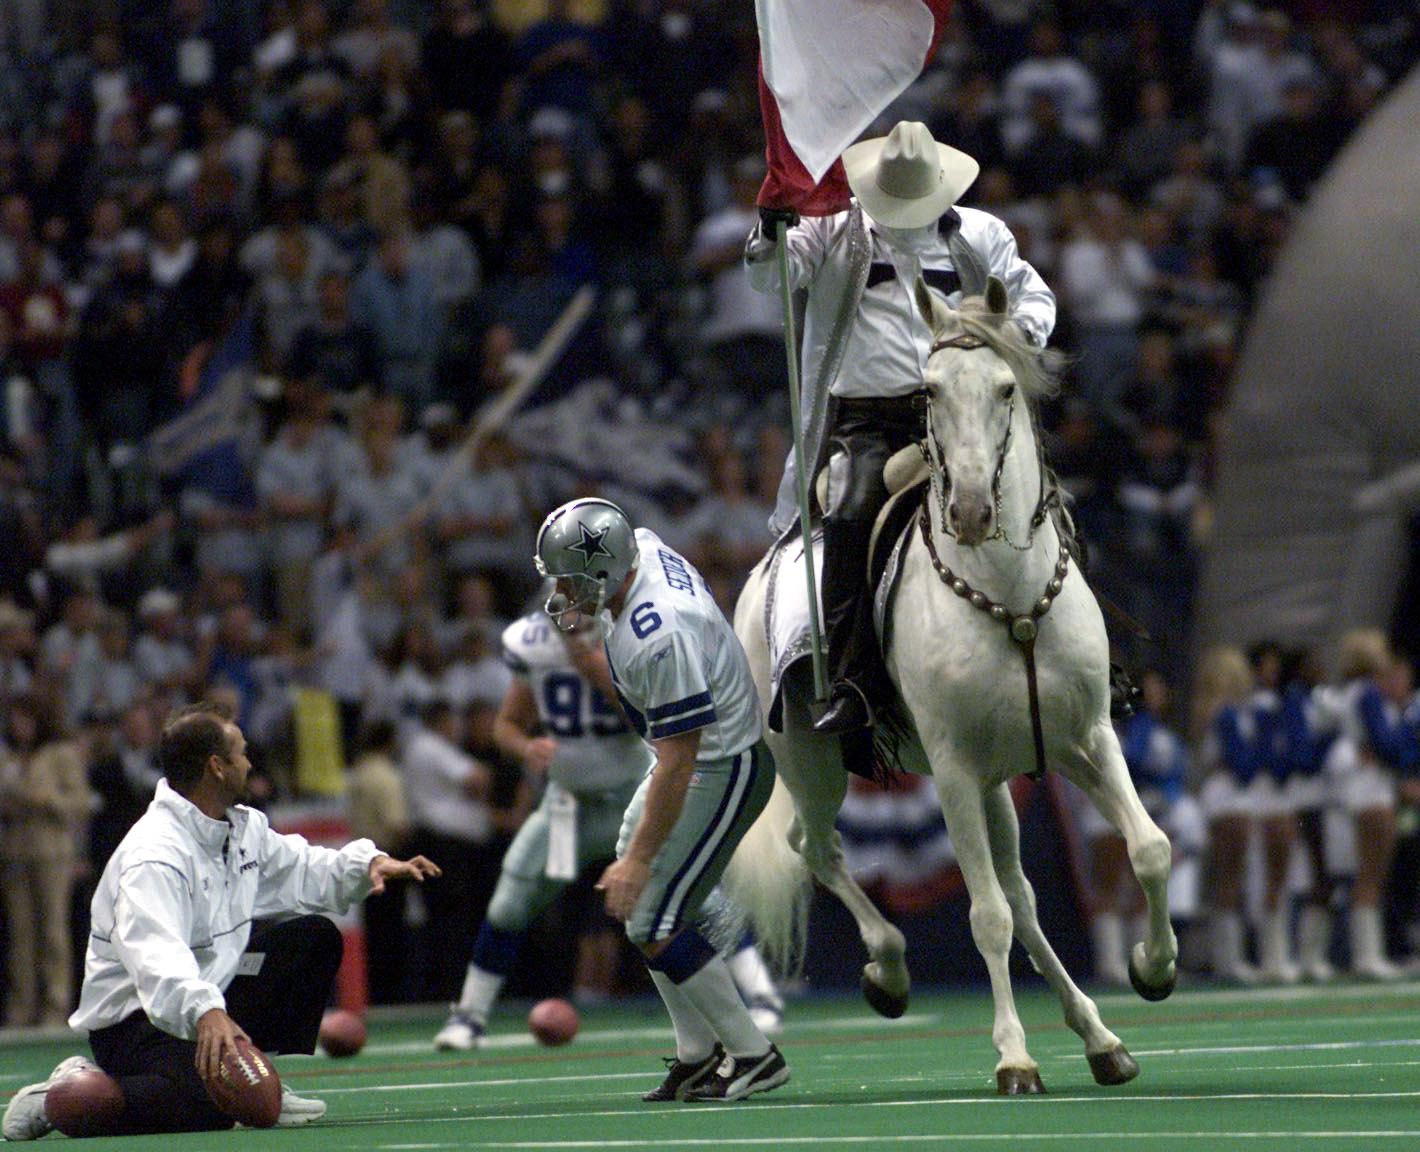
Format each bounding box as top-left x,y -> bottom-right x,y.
534,499 -> 637,632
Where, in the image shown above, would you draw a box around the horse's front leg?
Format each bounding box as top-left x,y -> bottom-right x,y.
934,768 -> 1042,1094
983,784 -> 1138,1086
781,680 -> 909,1016
1065,724 -> 1178,1000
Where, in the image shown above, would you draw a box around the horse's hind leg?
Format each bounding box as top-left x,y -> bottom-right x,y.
983,784 -> 1139,1087
933,769 -> 1041,1094
780,672 -> 910,1016
1064,724 -> 1178,1000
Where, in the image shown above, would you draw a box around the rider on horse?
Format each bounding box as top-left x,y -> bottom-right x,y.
746,121 -> 1057,734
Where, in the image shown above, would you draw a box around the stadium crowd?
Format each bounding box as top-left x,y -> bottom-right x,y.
0,0 -> 1419,1025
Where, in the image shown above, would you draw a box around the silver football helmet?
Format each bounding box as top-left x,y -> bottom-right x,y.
534,498 -> 638,630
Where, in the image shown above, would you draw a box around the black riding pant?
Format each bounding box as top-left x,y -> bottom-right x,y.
821,395 -> 923,700
87,914 -> 343,1135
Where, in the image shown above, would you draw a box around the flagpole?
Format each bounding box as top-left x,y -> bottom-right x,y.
775,220 -> 828,703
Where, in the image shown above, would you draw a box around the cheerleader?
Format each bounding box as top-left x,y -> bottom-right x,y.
1312,630 -> 1417,980
1279,647 -> 1338,981
1196,646 -> 1269,983
1248,642 -> 1302,983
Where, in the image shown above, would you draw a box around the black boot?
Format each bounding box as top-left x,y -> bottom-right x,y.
813,519 -> 877,735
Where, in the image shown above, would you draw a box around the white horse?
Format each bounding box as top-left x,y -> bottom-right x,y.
727,276 -> 1177,1094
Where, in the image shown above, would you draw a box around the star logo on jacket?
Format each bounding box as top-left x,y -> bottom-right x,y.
568,522 -> 614,570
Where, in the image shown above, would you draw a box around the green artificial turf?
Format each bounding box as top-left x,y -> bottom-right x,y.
5,980 -> 1419,1150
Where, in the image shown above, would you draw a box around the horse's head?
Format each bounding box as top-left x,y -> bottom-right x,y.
913,275 -> 1025,546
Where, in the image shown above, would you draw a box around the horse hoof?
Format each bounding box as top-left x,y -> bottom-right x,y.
1087,1045 -> 1140,1086
860,973 -> 908,1019
996,1067 -> 1046,1095
1128,951 -> 1177,1002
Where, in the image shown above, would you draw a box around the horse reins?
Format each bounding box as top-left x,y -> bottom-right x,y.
916,501 -> 1071,781
919,339 -> 1058,554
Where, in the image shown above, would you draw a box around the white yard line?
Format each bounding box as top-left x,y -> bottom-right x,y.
380,1134 -> 1420,1151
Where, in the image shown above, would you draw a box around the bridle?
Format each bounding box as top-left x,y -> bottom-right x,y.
915,328 -> 1070,780
919,334 -> 1058,553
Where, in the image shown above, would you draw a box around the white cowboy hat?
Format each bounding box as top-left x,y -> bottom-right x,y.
843,121 -> 980,230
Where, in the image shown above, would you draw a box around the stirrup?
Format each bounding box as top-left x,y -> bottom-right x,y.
813,683 -> 874,734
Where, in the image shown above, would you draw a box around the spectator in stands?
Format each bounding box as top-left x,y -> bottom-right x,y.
0,692 -> 92,1028
87,699 -> 163,872
514,0 -> 605,122
334,0 -> 419,79
133,587 -> 198,701
1115,413 -> 1202,683
67,609 -> 141,732
352,228 -> 443,411
691,154 -> 789,416
422,0 -> 512,123
347,718 -> 412,1003
1058,192 -> 1155,439
1242,75 -> 1336,205
334,395 -> 424,582
257,380 -> 349,637
431,431 -> 529,594
0,599 -> 36,712
330,112 -> 411,236
287,269 -> 381,406
402,697 -> 496,1003
252,223 -> 323,372
1000,19 -> 1102,158
407,173 -> 480,321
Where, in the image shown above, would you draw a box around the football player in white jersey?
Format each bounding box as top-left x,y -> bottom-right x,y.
535,498 -> 789,1103
433,594 -> 783,1051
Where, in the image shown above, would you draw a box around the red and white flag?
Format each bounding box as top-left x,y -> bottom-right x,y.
757,0 -> 953,215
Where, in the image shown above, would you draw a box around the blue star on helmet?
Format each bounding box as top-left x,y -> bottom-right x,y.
567,521 -> 614,571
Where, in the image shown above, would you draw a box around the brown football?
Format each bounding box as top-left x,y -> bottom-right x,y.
204,1038 -> 282,1128
528,998 -> 579,1046
318,1009 -> 367,1058
45,1069 -> 126,1137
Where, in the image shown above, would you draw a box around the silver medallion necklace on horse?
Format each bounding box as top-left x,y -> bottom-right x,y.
727,276 -> 1178,1096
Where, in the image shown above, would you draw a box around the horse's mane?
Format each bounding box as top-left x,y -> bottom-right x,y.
952,295 -> 1062,404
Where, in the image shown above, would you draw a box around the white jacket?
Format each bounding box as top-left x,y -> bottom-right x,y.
746,203 -> 1056,535
71,779 -> 382,1039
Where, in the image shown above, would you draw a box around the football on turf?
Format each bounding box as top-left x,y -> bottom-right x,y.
203,1038 -> 282,1128
45,1069 -> 126,1137
319,1009 -> 368,1058
528,998 -> 579,1046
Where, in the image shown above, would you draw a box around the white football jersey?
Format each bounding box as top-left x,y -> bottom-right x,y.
604,529 -> 763,762
502,611 -> 652,793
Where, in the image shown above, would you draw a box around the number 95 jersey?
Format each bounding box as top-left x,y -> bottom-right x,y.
604,529 -> 763,763
503,612 -> 653,794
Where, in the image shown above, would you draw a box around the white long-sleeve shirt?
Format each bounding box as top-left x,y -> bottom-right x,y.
748,205 -> 1056,399
71,779 -> 382,1039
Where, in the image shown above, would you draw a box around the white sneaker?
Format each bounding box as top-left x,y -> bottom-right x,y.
433,1010 -> 485,1052
277,1086 -> 327,1126
2,1056 -> 97,1141
749,1003 -> 784,1037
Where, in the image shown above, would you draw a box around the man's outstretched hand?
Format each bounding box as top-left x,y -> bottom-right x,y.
367,854 -> 441,895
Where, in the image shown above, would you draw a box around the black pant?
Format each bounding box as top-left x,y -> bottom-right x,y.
821,396 -> 924,700
87,915 -> 343,1136
412,827 -> 502,1003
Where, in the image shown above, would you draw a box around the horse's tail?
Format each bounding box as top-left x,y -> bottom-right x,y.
723,765 -> 811,975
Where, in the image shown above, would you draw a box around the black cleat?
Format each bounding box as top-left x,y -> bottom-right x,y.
683,1045 -> 790,1102
642,1045 -> 724,1102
